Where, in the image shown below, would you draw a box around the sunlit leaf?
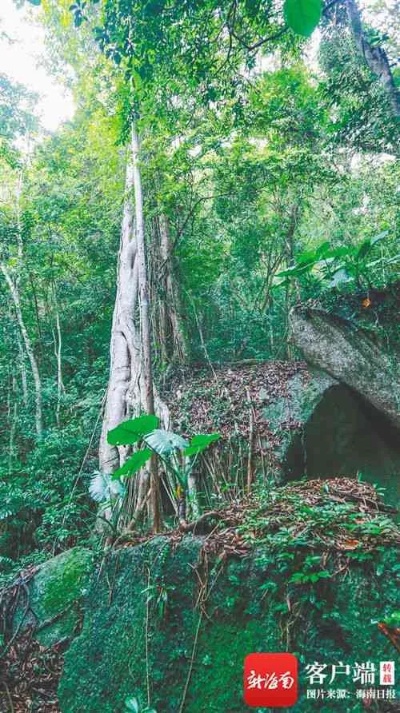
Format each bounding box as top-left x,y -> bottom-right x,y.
284,0 -> 322,36
107,415 -> 160,445
370,230 -> 388,245
144,430 -> 188,456
328,268 -> 353,287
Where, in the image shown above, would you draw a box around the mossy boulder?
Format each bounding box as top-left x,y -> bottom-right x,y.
58,537 -> 399,713
13,546 -> 93,647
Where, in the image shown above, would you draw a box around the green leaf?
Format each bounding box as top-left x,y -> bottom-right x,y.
284,0 -> 322,36
125,698 -> 140,713
107,415 -> 160,445
74,13 -> 84,28
27,0 -> 41,4
144,430 -> 188,456
112,449 -> 152,479
183,433 -> 220,457
275,262 -> 313,279
356,238 -> 372,261
315,241 -> 331,258
370,230 -> 388,245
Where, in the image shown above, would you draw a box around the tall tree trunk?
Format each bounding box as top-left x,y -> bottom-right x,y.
99,126 -> 167,532
99,147 -> 140,481
1,263 -> 43,436
132,126 -> 154,416
346,0 -> 400,118
131,124 -> 161,532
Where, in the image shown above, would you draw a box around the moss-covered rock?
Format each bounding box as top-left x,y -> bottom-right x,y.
13,546 -> 93,647
58,538 -> 399,713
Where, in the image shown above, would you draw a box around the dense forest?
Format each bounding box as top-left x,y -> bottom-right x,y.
0,0 -> 399,711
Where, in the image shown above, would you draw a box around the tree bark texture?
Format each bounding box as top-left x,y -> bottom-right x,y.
99,126 -> 169,530
346,0 -> 400,118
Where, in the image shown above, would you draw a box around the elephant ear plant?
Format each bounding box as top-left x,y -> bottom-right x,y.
90,414 -> 220,527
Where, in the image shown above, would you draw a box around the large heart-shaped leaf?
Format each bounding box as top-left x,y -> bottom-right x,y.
112,449 -> 152,479
144,430 -> 188,456
107,415 -> 160,446
284,0 -> 322,37
183,433 -> 220,457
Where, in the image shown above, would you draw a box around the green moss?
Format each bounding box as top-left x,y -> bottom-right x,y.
36,547 -> 93,613
58,538 -> 399,713
13,547 -> 94,647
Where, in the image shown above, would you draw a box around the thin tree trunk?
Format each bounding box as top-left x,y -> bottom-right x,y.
17,330 -> 28,408
187,469 -> 200,520
52,287 -> 65,428
158,214 -> 189,363
1,263 -> 43,436
346,0 -> 400,118
284,204 -> 300,359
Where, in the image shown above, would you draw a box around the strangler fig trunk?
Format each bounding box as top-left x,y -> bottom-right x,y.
99,125 -> 168,531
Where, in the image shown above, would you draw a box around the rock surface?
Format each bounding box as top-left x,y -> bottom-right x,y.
58,536 -> 399,712
12,546 -> 93,647
290,306 -> 400,429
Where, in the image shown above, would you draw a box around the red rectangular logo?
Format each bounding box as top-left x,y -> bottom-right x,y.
244,653 -> 298,707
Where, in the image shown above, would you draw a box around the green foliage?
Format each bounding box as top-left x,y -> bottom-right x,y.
318,20 -> 399,154
104,416 -> 221,496
112,450 -> 153,479
284,0 -> 322,37
273,230 -> 395,292
183,433 -> 221,457
108,415 -> 160,446
5,0 -> 400,575
143,430 -> 188,457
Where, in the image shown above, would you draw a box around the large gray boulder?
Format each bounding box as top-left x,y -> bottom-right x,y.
290,306 -> 400,429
